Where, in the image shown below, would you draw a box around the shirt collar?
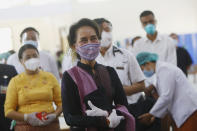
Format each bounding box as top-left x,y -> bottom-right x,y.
144,32 -> 162,43
106,45 -> 113,55
77,61 -> 99,75
99,44 -> 114,58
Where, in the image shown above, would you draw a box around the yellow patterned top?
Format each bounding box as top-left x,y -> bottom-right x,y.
4,71 -> 62,116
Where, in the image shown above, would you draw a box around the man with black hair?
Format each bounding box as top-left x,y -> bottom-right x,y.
7,27 -> 60,82
133,10 -> 177,65
131,36 -> 141,47
93,18 -> 145,101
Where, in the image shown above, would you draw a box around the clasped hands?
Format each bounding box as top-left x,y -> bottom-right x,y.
24,112 -> 57,126
86,100 -> 125,128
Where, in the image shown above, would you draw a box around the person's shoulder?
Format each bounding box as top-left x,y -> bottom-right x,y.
0,64 -> 17,77
11,72 -> 26,82
134,37 -> 146,44
40,70 -> 56,78
159,34 -> 174,42
9,53 -> 17,58
157,61 -> 178,73
7,53 -> 18,62
177,46 -> 187,52
0,64 -> 15,70
104,65 -> 116,74
40,50 -> 52,57
117,47 -> 136,61
132,37 -> 146,50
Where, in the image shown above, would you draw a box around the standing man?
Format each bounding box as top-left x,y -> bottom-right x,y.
94,18 -> 162,131
94,18 -> 145,104
170,33 -> 193,77
7,27 -> 60,82
133,10 -> 177,65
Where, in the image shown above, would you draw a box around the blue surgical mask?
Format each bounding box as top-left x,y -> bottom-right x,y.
145,24 -> 156,35
23,40 -> 38,48
143,69 -> 154,77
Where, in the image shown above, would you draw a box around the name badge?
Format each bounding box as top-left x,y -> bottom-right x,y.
116,66 -> 124,70
0,85 -> 7,94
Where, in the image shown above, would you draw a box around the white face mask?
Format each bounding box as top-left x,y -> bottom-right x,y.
24,58 -> 40,71
101,31 -> 113,47
23,40 -> 39,48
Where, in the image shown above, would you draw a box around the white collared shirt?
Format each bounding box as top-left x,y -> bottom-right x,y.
7,51 -> 60,82
150,61 -> 197,128
96,46 -> 145,104
133,34 -> 177,65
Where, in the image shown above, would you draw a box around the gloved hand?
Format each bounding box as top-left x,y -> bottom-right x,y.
24,112 -> 44,126
42,113 -> 57,125
107,109 -> 125,128
86,101 -> 108,117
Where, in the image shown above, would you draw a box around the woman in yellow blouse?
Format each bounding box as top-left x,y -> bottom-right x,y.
4,44 -> 62,131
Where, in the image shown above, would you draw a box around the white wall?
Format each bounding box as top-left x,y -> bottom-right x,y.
0,0 -> 197,53
0,3 -> 72,54
71,0 -> 197,40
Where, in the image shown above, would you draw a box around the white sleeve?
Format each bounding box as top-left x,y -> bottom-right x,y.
7,54 -> 15,65
127,51 -> 145,83
166,38 -> 177,65
132,40 -> 141,56
48,54 -> 60,82
150,68 -> 176,118
62,54 -> 72,74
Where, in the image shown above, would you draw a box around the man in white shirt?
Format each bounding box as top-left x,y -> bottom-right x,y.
137,52 -> 197,131
133,10 -> 177,65
7,27 -> 60,82
93,18 -> 145,103
93,18 -> 163,131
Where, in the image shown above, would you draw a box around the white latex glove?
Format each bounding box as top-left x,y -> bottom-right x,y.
107,109 -> 125,128
24,112 -> 44,126
42,113 -> 57,125
85,101 -> 108,117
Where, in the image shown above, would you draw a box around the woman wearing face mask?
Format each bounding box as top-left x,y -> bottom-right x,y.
136,52 -> 197,131
61,18 -> 135,131
4,44 -> 62,131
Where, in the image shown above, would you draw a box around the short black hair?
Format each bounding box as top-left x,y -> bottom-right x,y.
93,18 -> 112,27
140,10 -> 155,19
18,44 -> 39,60
67,18 -> 100,47
20,27 -> 39,39
131,36 -> 141,46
